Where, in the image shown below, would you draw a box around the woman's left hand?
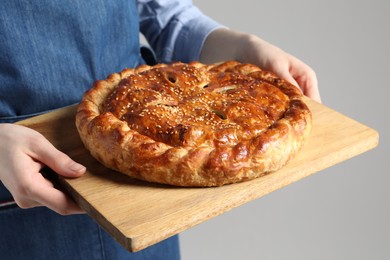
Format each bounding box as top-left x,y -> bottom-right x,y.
200,28 -> 321,103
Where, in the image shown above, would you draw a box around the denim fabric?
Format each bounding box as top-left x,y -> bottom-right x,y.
0,182 -> 12,205
0,205 -> 180,260
0,0 -> 141,120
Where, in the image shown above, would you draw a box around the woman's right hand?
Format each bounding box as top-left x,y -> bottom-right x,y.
0,124 -> 86,215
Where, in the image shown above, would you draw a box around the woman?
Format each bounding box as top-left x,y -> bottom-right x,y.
0,0 -> 320,259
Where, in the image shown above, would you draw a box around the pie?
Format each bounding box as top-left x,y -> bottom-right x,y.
75,61 -> 312,186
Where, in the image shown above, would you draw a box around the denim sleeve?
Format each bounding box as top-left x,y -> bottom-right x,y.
137,0 -> 224,63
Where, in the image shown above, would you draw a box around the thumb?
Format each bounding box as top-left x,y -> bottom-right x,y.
29,135 -> 86,177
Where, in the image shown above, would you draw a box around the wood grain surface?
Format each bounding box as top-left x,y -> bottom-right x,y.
17,98 -> 379,252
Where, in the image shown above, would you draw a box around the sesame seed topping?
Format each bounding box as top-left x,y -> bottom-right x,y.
100,62 -> 284,147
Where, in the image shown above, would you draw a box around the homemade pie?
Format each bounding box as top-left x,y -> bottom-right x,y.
75,61 -> 312,186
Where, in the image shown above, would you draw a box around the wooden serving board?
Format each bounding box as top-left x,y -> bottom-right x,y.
17,98 -> 378,252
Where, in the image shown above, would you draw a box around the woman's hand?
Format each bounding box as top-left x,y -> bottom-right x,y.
0,124 -> 86,215
200,28 -> 321,103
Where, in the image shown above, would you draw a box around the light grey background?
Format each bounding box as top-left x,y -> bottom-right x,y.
180,0 -> 389,259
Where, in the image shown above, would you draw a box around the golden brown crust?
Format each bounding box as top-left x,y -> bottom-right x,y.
75,61 -> 311,186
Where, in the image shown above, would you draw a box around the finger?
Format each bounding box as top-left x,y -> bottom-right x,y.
283,74 -> 302,93
28,135 -> 86,178
303,82 -> 321,103
10,161 -> 84,214
292,68 -> 322,103
15,177 -> 55,209
270,65 -> 303,93
32,173 -> 85,215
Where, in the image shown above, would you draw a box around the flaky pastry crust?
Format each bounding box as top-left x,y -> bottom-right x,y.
75,61 -> 311,186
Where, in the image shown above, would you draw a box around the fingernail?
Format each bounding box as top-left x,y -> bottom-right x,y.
70,163 -> 86,173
